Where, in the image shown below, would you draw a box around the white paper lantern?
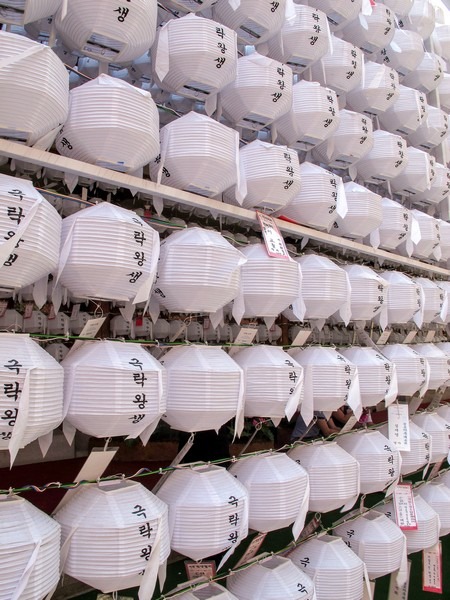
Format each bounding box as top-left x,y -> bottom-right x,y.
376,271 -> 422,327
430,24 -> 450,62
47,312 -> 70,336
390,148 -> 435,198
380,29 -> 425,77
313,110 -> 373,169
399,0 -> 435,40
224,141 -> 301,212
232,346 -> 303,422
62,340 -> 166,443
232,243 -> 301,326
377,198 -> 411,252
56,202 -> 159,304
436,282 -> 450,321
333,182 -> 382,240
289,535 -> 364,600
380,420 -> 431,475
151,14 -> 237,104
378,495 -> 440,554
341,3 -> 395,54
0,309 -> 23,331
150,112 -> 240,198
262,4 -> 330,74
436,468 -> 450,489
21,311 -> 47,334
408,106 -> 449,151
291,346 -> 361,423
220,53 -> 292,132
0,31 -> 69,146
379,0 -> 413,16
437,403 -> 450,422
45,342 -> 70,363
340,347 -> 397,407
411,412 -> 450,463
305,0 -> 362,31
337,430 -> 400,494
157,464 -> 248,561
288,441 -> 360,513
110,315 -> 132,338
438,73 -> 450,112
274,80 -> 340,151
55,75 -> 160,173
412,344 -> 450,390
54,0 -> 158,64
0,495 -> 61,600
212,0 -> 286,45
416,482 -> 450,536
275,163 -> 344,232
228,452 -> 310,534
403,52 -> 444,94
0,175 -> 61,291
340,265 -> 388,324
152,228 -> 245,323
379,85 -> 427,138
413,279 -> 446,324
346,61 -> 399,117
153,318 -> 170,340
355,130 -> 408,184
381,344 -> 428,396
409,209 -> 440,261
0,0 -> 61,25
414,163 -> 450,206
176,583 -> 238,600
310,38 -> 364,95
0,333 -> 64,465
227,555 -> 315,600
160,345 -> 243,433
54,480 -> 170,594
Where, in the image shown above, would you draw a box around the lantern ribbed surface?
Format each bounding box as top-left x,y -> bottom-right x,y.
402,0 -> 436,40
408,106 -> 449,151
333,182 -> 382,240
381,344 -> 428,397
288,441 -> 360,513
0,30 -> 69,146
54,480 -> 170,594
411,412 -> 450,463
54,0 -> 158,64
55,75 -> 160,173
164,0 -> 218,12
310,38 -> 363,95
410,210 -> 441,261
438,221 -> 450,262
416,482 -> 450,536
378,271 -> 421,326
439,73 -> 450,112
390,148 -> 435,197
381,28 -> 425,76
337,430 -> 400,494
380,421 -> 431,475
305,0 -> 362,31
0,0 -> 61,25
156,464 -> 248,561
377,198 -> 411,251
341,265 -> 388,323
341,3 -> 395,54
415,162 -> 450,206
176,582 -> 238,600
380,0 -> 413,16
413,280 -> 445,324
0,495 -> 61,600
431,24 -> 450,62
346,61 -> 399,116
228,452 -> 310,533
379,85 -> 428,137
355,130 -> 408,184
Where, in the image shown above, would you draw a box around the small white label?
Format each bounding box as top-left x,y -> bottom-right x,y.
388,561 -> 411,600
403,331 -> 417,344
229,327 -> 257,356
235,532 -> 267,568
70,304 -> 81,320
422,542 -> 442,594
340,415 -> 359,434
256,211 -> 290,260
291,329 -> 312,347
428,458 -> 444,480
388,404 -> 410,451
185,560 -> 216,581
394,484 -> 418,530
363,580 -> 376,600
377,329 -> 392,345
425,330 -> 436,342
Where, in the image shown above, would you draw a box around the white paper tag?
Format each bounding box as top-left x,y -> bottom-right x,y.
394,484 -> 418,530
363,580 -> 375,600
340,415 -> 358,434
428,458 -> 444,480
24,303 -> 33,319
256,211 -> 289,259
403,331 -> 417,344
68,317 -> 106,355
388,561 -> 411,600
291,329 -> 312,347
70,304 -> 81,320
228,327 -> 257,356
377,329 -> 392,345
425,330 -> 436,342
388,404 -> 410,451
185,560 -> 216,580
422,542 -> 442,594
234,532 -> 267,568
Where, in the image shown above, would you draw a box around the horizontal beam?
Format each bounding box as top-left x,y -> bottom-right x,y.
0,139 -> 449,278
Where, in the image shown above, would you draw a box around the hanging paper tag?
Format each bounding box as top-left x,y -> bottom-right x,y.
403,331 -> 417,344
422,542 -> 443,594
425,330 -> 436,343
24,303 -> 33,319
388,404 -> 410,451
340,415 -> 359,434
185,560 -> 216,581
70,303 -> 80,320
47,304 -> 56,320
228,327 -> 257,357
393,484 -> 418,530
363,580 -> 375,600
428,458 -> 444,481
67,317 -> 106,356
97,595 -> 133,600
0,300 -> 7,317
291,329 -> 312,347
234,532 -> 267,568
377,328 -> 392,345
256,211 -> 289,259
388,561 -> 411,600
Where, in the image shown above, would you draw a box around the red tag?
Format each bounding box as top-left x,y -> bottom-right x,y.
423,542 -> 443,594
135,315 -> 143,327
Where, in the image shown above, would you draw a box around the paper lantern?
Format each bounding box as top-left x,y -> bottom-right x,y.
151,14 -> 237,104
416,482 -> 450,536
288,441 -> 360,513
0,332 -> 64,465
219,53 -> 292,131
152,228 -> 245,323
340,265 -> 388,324
47,312 -> 70,336
409,210 -> 440,261
439,73 -> 450,112
378,495 -> 440,554
54,0 -> 158,64
228,452 -> 310,534
306,0 -> 362,31
0,495 -> 61,600
160,345 -> 243,433
380,28 -> 424,76
0,174 -> 61,291
257,323 -> 283,343
149,112 -> 240,198
262,4 -> 330,74
212,0 -> 286,45
412,344 -> 450,390
380,421 -> 431,475
377,198 -> 411,252
333,182 -> 382,240
45,342 -> 70,363
436,468 -> 450,489
227,556 -> 315,600
399,0 -> 435,40
22,311 -> 47,334
176,583 -> 238,600
55,75 -> 160,173
411,412 -> 450,463
413,279 -> 446,324
0,0 -> 61,25
69,311 -> 91,336
407,52 -> 445,93
340,347 -> 397,407
163,0 -> 218,12
153,319 -> 170,340
310,38 -> 364,95
379,0 -> 413,16
232,346 -> 303,423
376,271 -> 422,327
274,80 -> 340,151
157,464 -> 248,561
408,106 -> 449,151
379,85 -> 427,137
414,163 -> 450,206
0,31 -> 69,146
224,141 -> 301,212
289,535 -> 364,600
291,346 -> 361,423
436,282 -> 450,322
0,309 -> 23,331
381,344 -> 428,396
431,24 -> 450,62
436,403 -> 450,422
341,3 -> 395,54
232,244 -> 301,326
54,480 -> 170,594
346,61 -> 399,117
390,149 -> 435,201
56,202 -> 159,304
355,130 -> 408,184
313,110 -> 373,169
